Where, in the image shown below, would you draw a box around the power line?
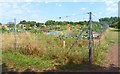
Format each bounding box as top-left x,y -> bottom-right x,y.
41,13 -> 88,21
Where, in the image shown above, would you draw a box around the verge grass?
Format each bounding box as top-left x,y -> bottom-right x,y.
2,29 -> 111,71
3,50 -> 55,71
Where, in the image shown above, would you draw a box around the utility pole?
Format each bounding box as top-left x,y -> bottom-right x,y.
88,12 -> 93,64
14,18 -> 17,50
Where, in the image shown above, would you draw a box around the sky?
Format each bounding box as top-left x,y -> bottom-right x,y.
0,0 -> 119,24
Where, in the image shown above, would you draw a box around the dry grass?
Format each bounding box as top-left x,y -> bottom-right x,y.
2,32 -> 14,50
2,32 -> 41,56
2,30 -> 109,66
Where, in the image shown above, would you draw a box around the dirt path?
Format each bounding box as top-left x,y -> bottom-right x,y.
103,44 -> 119,72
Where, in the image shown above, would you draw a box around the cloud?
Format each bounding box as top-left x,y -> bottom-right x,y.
73,0 -> 78,2
45,1 -> 49,4
72,14 -> 76,15
80,7 -> 86,11
0,0 -> 34,2
0,0 -> 119,2
58,4 -> 62,7
0,2 -> 42,24
89,2 -> 95,4
0,2 -> 40,15
98,12 -> 102,15
55,3 -> 62,7
104,0 -> 118,14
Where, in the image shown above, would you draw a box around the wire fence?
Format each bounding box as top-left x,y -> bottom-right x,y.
1,12 -> 109,64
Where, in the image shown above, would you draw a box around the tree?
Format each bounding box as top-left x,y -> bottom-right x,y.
27,21 -> 36,27
63,21 -> 69,25
77,21 -> 86,25
45,20 -> 55,25
99,17 -> 119,29
118,17 -> 120,29
26,24 -> 30,28
0,23 -> 2,25
7,22 -> 14,28
19,20 -> 27,24
57,21 -> 63,25
69,21 -> 74,25
36,22 -> 44,27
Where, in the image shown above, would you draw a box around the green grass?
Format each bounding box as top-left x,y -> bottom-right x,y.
106,28 -> 120,44
3,50 -> 55,70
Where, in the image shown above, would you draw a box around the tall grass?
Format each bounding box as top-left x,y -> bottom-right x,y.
2,30 -> 110,70
92,29 -> 110,65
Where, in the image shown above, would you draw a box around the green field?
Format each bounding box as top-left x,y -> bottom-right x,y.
107,28 -> 120,44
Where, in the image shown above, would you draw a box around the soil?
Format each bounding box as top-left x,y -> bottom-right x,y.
103,44 -> 120,72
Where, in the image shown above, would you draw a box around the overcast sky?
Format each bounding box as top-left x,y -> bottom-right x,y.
0,0 -> 119,24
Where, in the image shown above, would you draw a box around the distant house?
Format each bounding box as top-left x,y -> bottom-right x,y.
93,32 -> 100,38
66,24 -> 71,30
18,24 -> 26,29
3,24 -> 9,30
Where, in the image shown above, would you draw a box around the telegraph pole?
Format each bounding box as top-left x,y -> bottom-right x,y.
14,18 -> 17,50
88,12 -> 93,64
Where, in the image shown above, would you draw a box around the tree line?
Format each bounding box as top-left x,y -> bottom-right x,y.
99,16 -> 120,29
18,20 -> 87,27
0,16 -> 119,29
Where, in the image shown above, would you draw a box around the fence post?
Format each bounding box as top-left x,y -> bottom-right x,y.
88,12 -> 93,64
63,40 -> 65,48
14,18 -> 17,50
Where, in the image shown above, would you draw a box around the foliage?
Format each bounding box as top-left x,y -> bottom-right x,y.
44,20 -> 87,26
2,29 -> 110,71
7,22 -> 15,28
19,20 -> 44,28
36,22 -> 44,27
0,22 -> 2,25
2,16 -> 118,71
19,20 -> 27,24
3,50 -> 54,70
99,17 -> 119,29
45,20 -> 55,25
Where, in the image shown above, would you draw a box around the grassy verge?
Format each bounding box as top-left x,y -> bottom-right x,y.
2,29 -> 112,71
106,28 -> 120,45
2,50 -> 55,71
